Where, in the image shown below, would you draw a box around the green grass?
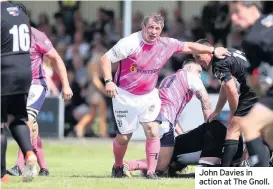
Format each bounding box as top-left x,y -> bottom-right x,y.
2,139 -> 195,189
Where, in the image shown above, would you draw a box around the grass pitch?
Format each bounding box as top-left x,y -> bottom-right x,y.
2,139 -> 195,189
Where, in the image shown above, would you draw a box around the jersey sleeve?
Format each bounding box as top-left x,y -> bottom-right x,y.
242,39 -> 262,74
213,60 -> 232,83
187,73 -> 205,93
36,32 -> 53,55
105,37 -> 133,63
169,38 -> 185,53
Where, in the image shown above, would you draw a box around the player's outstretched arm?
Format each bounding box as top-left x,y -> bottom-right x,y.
45,48 -> 73,100
195,87 -> 211,122
182,42 -> 231,59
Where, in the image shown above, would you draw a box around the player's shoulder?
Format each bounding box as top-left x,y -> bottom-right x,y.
31,27 -> 47,38
185,70 -> 202,82
1,2 -> 28,22
160,37 -> 182,45
120,31 -> 141,43
245,14 -> 273,45
116,31 -> 141,49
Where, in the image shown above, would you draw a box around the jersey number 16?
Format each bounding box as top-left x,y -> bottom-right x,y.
9,24 -> 30,52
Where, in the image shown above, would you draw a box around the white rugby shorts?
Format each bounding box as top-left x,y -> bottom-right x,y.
112,87 -> 161,134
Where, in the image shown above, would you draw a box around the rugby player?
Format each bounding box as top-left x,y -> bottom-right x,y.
7,3 -> 73,176
1,0 -> 36,182
100,13 -> 230,179
123,59 -> 211,175
230,1 -> 273,166
193,39 -> 265,167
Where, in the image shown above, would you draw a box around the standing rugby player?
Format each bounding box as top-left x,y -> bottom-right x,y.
230,1 -> 273,166
193,39 -> 262,167
100,13 -> 229,179
1,0 -> 36,182
7,4 -> 73,176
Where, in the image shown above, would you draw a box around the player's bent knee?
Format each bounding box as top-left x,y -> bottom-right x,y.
116,134 -> 132,145
145,121 -> 160,139
226,129 -> 240,140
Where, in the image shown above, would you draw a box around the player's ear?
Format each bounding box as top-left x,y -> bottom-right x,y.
141,23 -> 145,30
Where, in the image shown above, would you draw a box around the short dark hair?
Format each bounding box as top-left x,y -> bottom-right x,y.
195,38 -> 212,46
182,59 -> 199,68
231,1 -> 262,11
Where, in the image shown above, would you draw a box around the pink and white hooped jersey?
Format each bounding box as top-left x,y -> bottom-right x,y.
159,69 -> 205,125
105,31 -> 185,95
30,27 -> 53,87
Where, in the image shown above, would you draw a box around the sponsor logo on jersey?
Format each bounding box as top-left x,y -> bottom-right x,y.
7,7 -> 19,16
130,64 -> 137,72
129,64 -> 161,74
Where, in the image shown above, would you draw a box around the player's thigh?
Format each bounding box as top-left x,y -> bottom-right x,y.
234,90 -> 258,117
139,89 -> 161,137
261,124 -> 273,149
26,84 -> 47,124
241,102 -> 273,132
1,96 -> 8,124
157,123 -> 175,170
139,88 -> 161,124
174,123 -> 208,154
226,116 -> 242,139
7,94 -> 28,124
112,88 -> 139,135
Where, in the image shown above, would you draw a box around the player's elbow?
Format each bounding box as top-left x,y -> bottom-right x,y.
100,54 -> 109,65
46,48 -> 61,63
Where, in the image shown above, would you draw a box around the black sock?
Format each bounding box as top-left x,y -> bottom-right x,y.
233,136 -> 244,161
221,140 -> 239,167
246,137 -> 269,167
9,123 -> 32,156
1,129 -> 7,178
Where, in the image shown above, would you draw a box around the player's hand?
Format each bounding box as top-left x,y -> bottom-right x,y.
207,111 -> 219,122
62,85 -> 73,100
214,47 -> 231,59
105,82 -> 118,98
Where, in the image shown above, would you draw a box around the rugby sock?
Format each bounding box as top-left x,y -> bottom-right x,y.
17,149 -> 25,171
221,140 -> 238,167
1,131 -> 7,178
9,123 -> 32,156
146,138 -> 160,174
124,159 -> 147,171
34,136 -> 47,169
246,137 -> 269,167
113,137 -> 127,168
